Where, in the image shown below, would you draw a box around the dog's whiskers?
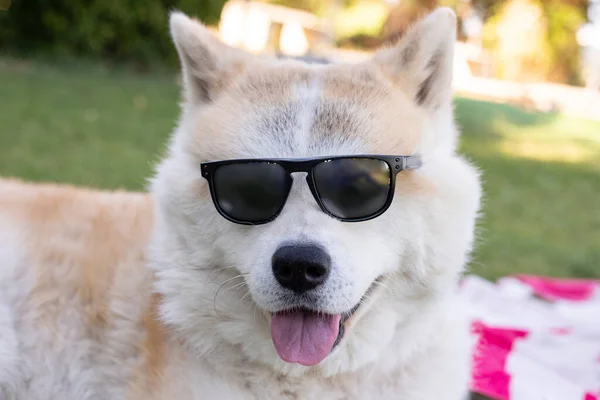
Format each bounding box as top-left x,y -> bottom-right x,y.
232,290 -> 253,313
373,279 -> 394,296
213,273 -> 249,319
205,265 -> 239,283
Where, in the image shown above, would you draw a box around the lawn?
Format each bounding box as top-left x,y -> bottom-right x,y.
1,59 -> 599,281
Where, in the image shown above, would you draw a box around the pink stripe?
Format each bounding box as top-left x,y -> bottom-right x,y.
584,393 -> 598,400
549,327 -> 571,335
470,322 -> 528,400
516,275 -> 598,302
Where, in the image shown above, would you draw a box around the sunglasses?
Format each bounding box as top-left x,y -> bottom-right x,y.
200,155 -> 422,225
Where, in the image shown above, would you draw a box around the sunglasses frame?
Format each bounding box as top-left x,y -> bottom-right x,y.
200,155 -> 422,225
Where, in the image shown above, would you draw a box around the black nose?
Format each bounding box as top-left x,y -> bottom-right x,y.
272,244 -> 331,294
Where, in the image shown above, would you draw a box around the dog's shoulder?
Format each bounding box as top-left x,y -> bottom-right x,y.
0,178 -> 157,398
0,177 -> 154,283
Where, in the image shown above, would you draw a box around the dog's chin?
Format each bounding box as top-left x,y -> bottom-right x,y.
260,277 -> 381,367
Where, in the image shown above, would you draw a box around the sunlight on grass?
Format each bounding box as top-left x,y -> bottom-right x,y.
456,97 -> 600,281
500,138 -> 600,166
489,116 -> 600,167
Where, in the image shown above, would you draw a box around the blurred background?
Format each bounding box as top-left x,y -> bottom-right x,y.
0,0 -> 599,283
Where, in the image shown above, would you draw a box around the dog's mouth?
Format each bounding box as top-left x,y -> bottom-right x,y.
332,302 -> 361,348
269,280 -> 378,367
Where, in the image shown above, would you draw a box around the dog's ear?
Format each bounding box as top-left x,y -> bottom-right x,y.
373,8 -> 456,111
169,11 -> 250,104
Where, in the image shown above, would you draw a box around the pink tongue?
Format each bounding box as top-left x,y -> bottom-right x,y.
271,310 -> 341,366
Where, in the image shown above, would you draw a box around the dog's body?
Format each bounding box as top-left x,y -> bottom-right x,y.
0,8 -> 481,400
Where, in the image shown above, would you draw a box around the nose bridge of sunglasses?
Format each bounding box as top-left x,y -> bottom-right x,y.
282,172 -> 318,201
287,171 -> 310,188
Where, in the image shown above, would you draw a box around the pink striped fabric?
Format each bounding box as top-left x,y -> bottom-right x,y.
462,275 -> 600,400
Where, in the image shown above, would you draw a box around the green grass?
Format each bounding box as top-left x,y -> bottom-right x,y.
0,58 -> 179,189
1,59 -> 599,281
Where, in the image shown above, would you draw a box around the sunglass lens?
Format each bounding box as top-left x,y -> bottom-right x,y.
213,162 -> 289,223
313,158 -> 391,220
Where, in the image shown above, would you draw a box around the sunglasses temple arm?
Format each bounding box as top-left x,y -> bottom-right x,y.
403,156 -> 422,170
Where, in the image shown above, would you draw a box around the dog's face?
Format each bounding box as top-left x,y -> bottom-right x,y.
150,9 -> 481,376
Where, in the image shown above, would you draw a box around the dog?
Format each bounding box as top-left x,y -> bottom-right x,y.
0,7 -> 481,400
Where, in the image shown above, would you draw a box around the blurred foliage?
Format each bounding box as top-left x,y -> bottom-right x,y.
0,0 -> 227,67
362,0 -> 587,85
483,0 -> 549,82
265,0 -> 326,15
381,0 -> 437,42
265,0 -> 362,16
541,1 -> 586,84
483,0 -> 586,85
266,0 -> 388,43
0,0 -> 590,84
334,1 -> 388,41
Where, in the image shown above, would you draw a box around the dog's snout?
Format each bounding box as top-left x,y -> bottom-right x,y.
272,244 -> 331,294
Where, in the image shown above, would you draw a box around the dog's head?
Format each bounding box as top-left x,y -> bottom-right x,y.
149,8 -> 481,376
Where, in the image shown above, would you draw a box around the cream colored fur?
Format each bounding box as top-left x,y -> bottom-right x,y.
0,8 -> 481,399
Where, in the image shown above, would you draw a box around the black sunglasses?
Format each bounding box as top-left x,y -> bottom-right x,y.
200,155 -> 422,225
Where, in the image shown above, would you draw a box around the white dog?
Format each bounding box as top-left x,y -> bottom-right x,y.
0,7 -> 481,400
